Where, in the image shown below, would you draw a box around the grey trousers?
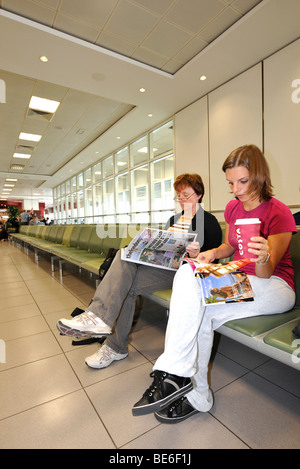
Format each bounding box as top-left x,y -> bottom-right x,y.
87,250 -> 175,354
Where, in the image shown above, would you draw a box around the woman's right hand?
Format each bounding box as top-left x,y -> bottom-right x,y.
196,248 -> 217,264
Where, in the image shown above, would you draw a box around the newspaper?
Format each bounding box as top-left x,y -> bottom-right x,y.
184,258 -> 254,305
121,228 -> 197,271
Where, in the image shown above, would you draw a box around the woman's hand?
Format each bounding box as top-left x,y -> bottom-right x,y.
196,248 -> 217,264
247,236 -> 269,264
185,241 -> 200,258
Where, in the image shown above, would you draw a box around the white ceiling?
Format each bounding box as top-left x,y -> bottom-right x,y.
0,0 -> 299,204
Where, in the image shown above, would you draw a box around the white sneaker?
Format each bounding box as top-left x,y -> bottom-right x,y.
85,343 -> 128,369
57,311 -> 112,338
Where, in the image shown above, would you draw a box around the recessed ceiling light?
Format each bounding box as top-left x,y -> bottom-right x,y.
10,164 -> 25,170
4,184 -> 14,187
29,96 -> 60,113
40,56 -> 48,62
6,178 -> 17,181
148,114 -> 153,117
3,188 -> 12,191
116,136 -> 120,140
13,153 -> 31,159
200,75 -> 207,81
139,88 -> 146,93
19,132 -> 42,142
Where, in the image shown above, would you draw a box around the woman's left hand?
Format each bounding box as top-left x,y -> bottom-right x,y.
248,236 -> 269,264
186,241 -> 201,258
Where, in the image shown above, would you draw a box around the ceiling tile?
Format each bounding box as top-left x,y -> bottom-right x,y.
198,7 -> 242,43
104,0 -> 159,44
232,0 -> 262,15
54,12 -> 100,43
142,20 -> 193,58
165,0 -> 226,34
2,0 -> 56,26
59,0 -> 117,29
132,46 -> 169,69
129,0 -> 176,16
96,31 -> 137,56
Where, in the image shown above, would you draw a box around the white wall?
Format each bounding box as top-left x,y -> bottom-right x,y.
174,38 -> 300,220
264,39 -> 300,206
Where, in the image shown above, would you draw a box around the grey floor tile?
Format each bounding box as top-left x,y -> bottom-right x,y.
0,390 -> 115,449
85,363 -> 160,448
123,411 -> 248,449
0,331 -> 62,371
0,355 -> 81,420
211,372 -> 300,449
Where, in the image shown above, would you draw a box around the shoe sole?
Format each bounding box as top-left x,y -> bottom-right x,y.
85,354 -> 128,369
56,321 -> 111,338
154,408 -> 199,424
132,381 -> 193,416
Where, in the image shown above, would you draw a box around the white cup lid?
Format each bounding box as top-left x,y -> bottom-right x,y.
235,218 -> 261,225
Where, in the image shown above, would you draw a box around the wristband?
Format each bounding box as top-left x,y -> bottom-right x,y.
257,252 -> 270,265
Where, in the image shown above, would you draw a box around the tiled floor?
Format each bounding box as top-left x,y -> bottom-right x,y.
0,240 -> 299,449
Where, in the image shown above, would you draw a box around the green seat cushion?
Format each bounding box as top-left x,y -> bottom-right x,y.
263,314 -> 300,353
223,309 -> 299,337
152,289 -> 172,301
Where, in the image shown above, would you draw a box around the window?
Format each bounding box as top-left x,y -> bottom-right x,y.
53,120 -> 174,224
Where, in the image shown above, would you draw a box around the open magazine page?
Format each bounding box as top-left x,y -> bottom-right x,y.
121,228 -> 197,271
184,258 -> 254,305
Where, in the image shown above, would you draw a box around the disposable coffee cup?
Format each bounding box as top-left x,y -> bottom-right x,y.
235,218 -> 261,259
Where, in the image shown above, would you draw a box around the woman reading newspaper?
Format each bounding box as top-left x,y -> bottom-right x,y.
132,144 -> 297,422
57,174 -> 222,369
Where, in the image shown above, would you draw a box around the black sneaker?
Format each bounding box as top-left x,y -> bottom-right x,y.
132,370 -> 193,416
154,396 -> 199,424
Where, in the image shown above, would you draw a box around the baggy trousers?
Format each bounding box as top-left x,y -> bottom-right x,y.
87,250 -> 175,354
153,263 -> 296,412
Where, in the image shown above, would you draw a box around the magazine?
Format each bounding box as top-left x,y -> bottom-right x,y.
121,228 -> 197,271
184,258 -> 254,305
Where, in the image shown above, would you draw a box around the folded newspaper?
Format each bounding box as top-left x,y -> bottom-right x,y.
184,258 -> 254,305
121,228 -> 197,271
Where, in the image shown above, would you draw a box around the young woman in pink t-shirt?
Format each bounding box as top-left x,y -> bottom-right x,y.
133,144 -> 297,423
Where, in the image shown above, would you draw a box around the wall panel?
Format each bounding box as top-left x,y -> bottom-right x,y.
209,63 -> 263,211
264,38 -> 300,206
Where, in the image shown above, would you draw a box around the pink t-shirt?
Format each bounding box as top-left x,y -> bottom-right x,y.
225,198 -> 297,291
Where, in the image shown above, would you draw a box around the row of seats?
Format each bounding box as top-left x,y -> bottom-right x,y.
10,223 -> 162,275
10,223 -> 300,370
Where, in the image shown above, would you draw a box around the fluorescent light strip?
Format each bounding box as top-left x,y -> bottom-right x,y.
13,153 -> 31,159
19,132 -> 42,142
29,96 -> 60,113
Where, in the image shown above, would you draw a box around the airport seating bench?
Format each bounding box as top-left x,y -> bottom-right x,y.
10,224 -> 300,371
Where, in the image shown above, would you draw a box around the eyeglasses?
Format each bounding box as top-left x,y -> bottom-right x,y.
174,192 -> 196,202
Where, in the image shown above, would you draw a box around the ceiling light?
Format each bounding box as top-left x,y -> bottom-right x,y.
3,188 -> 12,191
4,184 -> 14,187
40,56 -> 48,62
10,164 -> 25,170
6,178 -> 17,181
200,75 -> 207,81
13,153 -> 31,159
148,114 -> 153,117
29,96 -> 60,113
19,132 -> 42,142
139,88 -> 146,93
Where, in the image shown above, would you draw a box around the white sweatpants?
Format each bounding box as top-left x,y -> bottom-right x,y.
153,264 -> 295,412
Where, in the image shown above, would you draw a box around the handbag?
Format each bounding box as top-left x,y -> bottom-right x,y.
99,248 -> 118,280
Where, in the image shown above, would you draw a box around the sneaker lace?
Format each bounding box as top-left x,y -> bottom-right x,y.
143,370 -> 167,398
77,311 -> 100,326
97,344 -> 115,361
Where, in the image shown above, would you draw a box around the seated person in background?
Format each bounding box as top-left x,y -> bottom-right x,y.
57,173 -> 222,369
0,219 -> 8,242
132,144 -> 296,423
